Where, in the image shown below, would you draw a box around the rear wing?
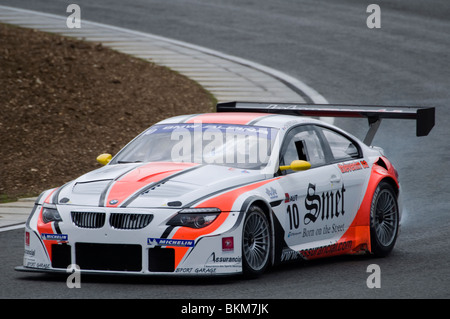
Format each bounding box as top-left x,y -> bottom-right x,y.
216,101 -> 435,145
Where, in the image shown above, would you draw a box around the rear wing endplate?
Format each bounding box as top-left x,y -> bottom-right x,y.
216,102 -> 435,145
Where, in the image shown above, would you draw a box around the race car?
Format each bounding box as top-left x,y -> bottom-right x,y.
16,102 -> 434,277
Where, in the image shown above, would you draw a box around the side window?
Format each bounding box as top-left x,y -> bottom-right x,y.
320,127 -> 361,161
281,126 -> 326,171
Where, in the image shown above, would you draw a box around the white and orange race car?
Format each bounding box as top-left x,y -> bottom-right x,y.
16,102 -> 434,277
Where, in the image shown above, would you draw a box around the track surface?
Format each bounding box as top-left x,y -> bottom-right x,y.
1,0 -> 449,299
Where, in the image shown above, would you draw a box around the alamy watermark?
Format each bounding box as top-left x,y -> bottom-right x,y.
66,264 -> 81,288
66,4 -> 81,29
366,4 -> 381,29
366,264 -> 381,288
65,4 -> 381,30
125,122 -> 279,169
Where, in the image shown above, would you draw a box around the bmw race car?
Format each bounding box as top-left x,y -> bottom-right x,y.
16,102 -> 434,277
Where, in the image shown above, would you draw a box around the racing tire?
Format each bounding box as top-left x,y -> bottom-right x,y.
369,181 -> 399,257
242,205 -> 271,278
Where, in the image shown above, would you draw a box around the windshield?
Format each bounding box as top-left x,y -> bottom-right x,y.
111,123 -> 278,170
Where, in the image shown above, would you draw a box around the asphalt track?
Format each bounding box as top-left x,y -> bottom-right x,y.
1,0 -> 449,300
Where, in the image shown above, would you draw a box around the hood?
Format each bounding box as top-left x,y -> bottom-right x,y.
56,162 -> 264,208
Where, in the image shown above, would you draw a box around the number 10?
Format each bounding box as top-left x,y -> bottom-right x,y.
287,203 -> 300,230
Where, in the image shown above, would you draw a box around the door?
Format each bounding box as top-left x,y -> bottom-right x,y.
277,125 -> 345,250
317,126 -> 371,235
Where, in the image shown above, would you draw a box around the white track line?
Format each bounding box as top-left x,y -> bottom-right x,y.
0,223 -> 25,233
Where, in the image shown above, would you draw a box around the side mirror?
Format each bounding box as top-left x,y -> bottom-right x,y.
96,153 -> 112,166
279,160 -> 311,172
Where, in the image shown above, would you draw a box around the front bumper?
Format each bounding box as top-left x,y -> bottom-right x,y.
18,203 -> 244,276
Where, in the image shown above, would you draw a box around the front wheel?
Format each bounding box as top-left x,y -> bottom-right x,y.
242,205 -> 271,278
370,181 -> 399,257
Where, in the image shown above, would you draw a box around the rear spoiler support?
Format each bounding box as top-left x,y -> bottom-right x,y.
364,117 -> 382,146
216,102 -> 435,145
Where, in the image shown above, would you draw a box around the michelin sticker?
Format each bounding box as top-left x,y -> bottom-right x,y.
147,238 -> 195,247
41,233 -> 68,241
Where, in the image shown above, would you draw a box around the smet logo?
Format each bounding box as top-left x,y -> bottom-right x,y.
304,183 -> 346,225
286,183 -> 346,230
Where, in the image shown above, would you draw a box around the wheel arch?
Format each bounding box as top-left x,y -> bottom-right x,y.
239,196 -> 272,219
379,176 -> 399,197
373,156 -> 399,191
357,158 -> 399,226
347,157 -> 400,254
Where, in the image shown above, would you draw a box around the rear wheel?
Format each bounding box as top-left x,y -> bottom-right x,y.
242,205 -> 271,278
370,181 -> 399,257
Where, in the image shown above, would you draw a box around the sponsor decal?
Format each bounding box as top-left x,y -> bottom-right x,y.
24,248 -> 35,257
338,160 -> 369,174
25,231 -> 30,246
304,183 -> 346,225
25,261 -> 51,269
288,223 -> 345,239
265,187 -> 278,200
206,252 -> 242,265
299,240 -> 353,259
281,248 -> 303,262
175,267 -> 194,273
222,237 -> 234,252
41,233 -> 68,241
286,183 -> 347,239
284,193 -> 298,203
174,267 -> 218,274
194,267 -> 217,274
147,238 -> 195,247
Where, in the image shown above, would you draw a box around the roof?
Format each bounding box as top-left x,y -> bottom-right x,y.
156,112 -> 318,130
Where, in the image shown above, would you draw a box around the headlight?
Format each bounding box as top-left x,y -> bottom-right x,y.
42,205 -> 62,224
167,208 -> 220,229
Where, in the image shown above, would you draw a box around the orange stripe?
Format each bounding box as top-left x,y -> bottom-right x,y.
106,162 -> 198,207
343,157 -> 398,254
171,178 -> 280,268
186,112 -> 267,125
37,189 -> 58,261
195,178 -> 279,211
36,206 -> 56,261
43,188 -> 57,204
304,157 -> 398,259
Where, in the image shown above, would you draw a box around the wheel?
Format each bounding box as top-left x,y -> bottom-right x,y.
242,205 -> 271,278
370,181 -> 399,257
